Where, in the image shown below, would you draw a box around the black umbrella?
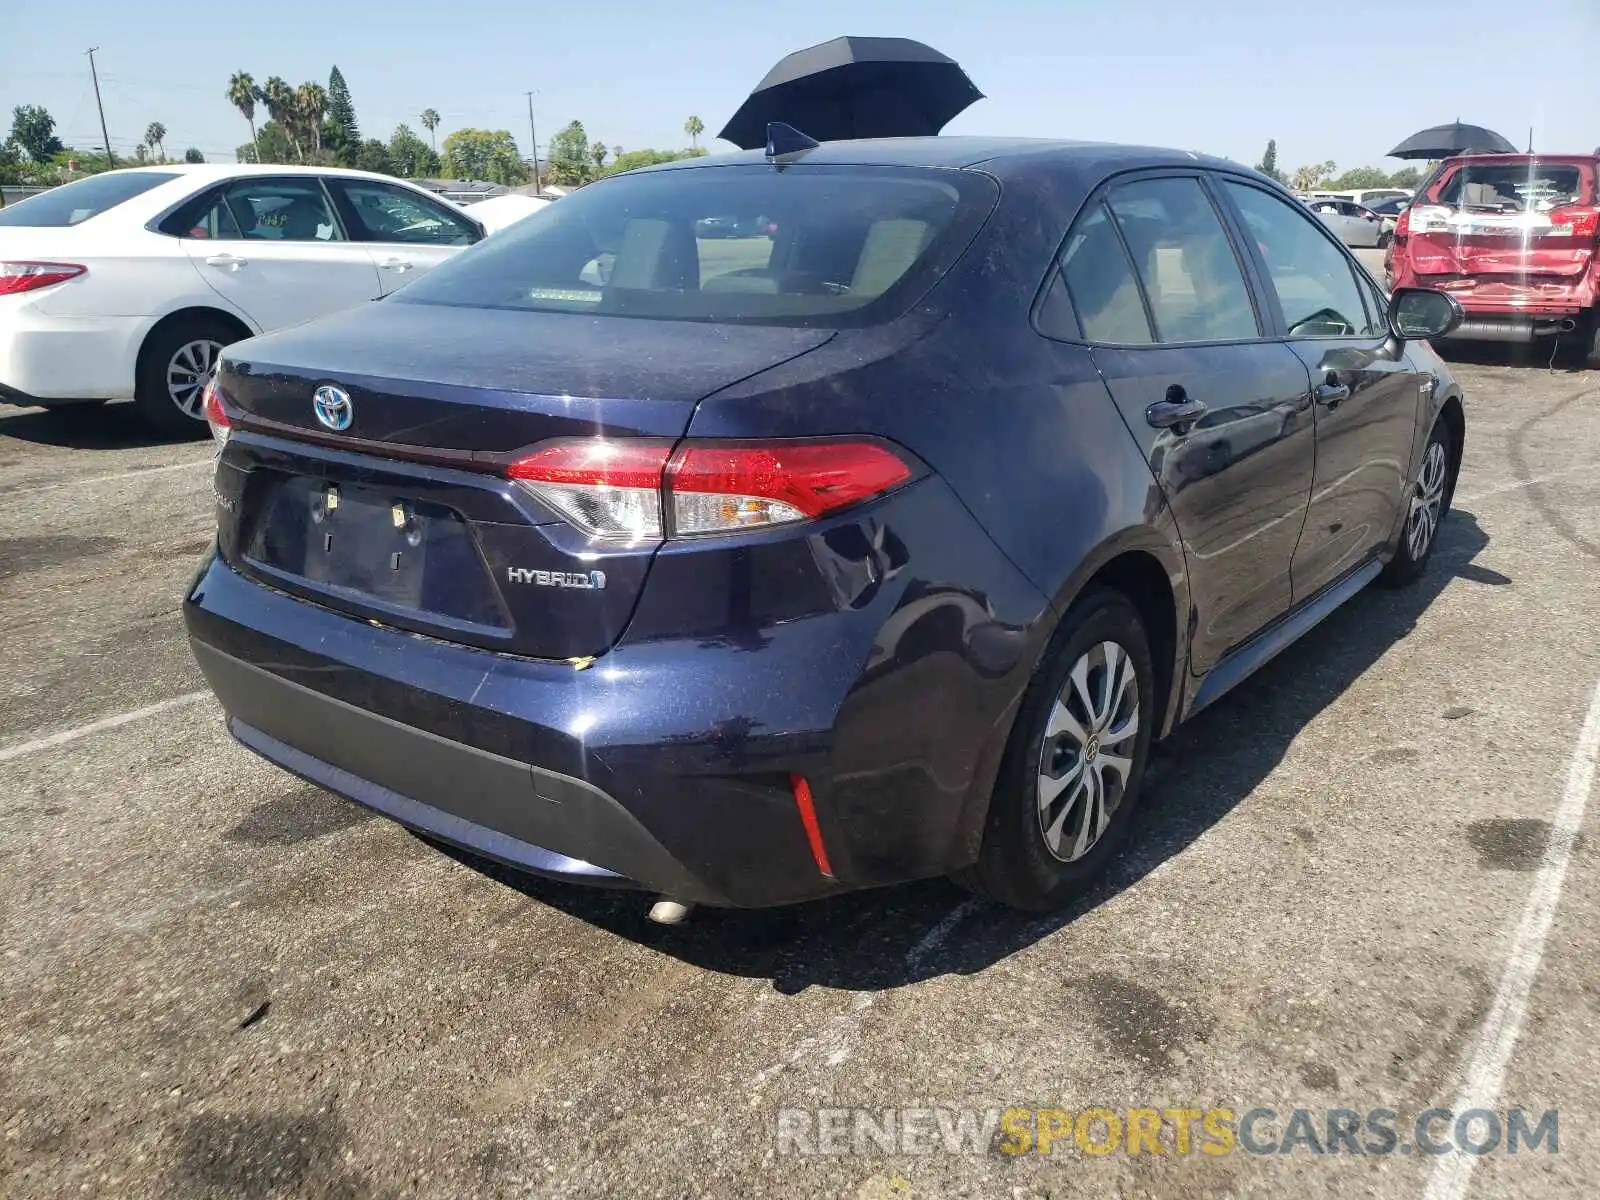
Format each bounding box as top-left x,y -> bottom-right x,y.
718,36 -> 983,150
1388,121 -> 1517,160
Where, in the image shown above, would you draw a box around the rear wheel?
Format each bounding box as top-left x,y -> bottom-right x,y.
1380,418 -> 1454,586
957,589 -> 1155,911
1585,310 -> 1600,370
135,317 -> 239,437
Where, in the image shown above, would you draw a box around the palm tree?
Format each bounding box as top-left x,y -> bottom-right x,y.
227,72 -> 259,157
295,82 -> 329,155
144,122 -> 167,163
259,77 -> 298,159
590,141 -> 609,176
420,108 -> 440,151
684,115 -> 704,150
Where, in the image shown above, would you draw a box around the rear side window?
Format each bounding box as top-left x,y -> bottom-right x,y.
1107,177 -> 1260,343
0,171 -> 177,227
391,164 -> 999,327
1052,203 -> 1153,344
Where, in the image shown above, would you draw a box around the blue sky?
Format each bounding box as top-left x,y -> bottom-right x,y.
3,0 -> 1595,171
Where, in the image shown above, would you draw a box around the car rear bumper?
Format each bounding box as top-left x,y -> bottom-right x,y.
0,306 -> 145,402
183,475 -> 1048,906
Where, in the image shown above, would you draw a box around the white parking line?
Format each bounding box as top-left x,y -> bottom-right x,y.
2,459 -> 212,498
906,898 -> 979,971
1456,468 -> 1585,505
1423,674 -> 1600,1200
0,692 -> 212,765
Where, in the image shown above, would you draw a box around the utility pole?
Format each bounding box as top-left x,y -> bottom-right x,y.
85,48 -> 114,167
525,91 -> 541,192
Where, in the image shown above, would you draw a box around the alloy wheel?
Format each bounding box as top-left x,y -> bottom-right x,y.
1406,439 -> 1448,561
166,339 -> 223,417
1036,639 -> 1141,863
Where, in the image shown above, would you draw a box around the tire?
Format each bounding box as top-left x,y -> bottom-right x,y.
1585,311 -> 1600,370
1380,418 -> 1455,587
1378,231 -> 1392,249
134,317 -> 239,437
956,588 -> 1156,911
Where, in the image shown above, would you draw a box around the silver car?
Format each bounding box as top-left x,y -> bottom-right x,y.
1305,198 -> 1385,248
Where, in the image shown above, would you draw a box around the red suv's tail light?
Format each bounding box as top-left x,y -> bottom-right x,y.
0,261 -> 87,296
1550,206 -> 1600,240
507,439 -> 913,543
201,377 -> 231,447
1393,208 -> 1411,241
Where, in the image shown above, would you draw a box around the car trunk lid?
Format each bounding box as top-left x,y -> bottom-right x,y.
214,302 -> 834,659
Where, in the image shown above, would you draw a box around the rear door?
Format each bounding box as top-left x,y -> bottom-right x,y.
325,177 -> 482,292
1053,173 -> 1316,673
1221,179 -> 1424,600
181,176 -> 382,330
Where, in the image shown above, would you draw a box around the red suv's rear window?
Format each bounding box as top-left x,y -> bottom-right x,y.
1424,158 -> 1597,213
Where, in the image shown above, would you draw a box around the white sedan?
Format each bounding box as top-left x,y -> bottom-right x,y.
0,164 -> 486,433
1304,198 -> 1385,248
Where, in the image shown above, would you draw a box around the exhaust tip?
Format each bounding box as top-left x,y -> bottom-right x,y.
648,899 -> 693,925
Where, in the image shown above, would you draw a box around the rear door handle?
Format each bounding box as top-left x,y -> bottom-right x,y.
378,257 -> 414,273
204,253 -> 247,270
1145,386 -> 1208,432
1314,376 -> 1351,408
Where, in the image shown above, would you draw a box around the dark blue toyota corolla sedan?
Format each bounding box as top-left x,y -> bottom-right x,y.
184,138 -> 1465,912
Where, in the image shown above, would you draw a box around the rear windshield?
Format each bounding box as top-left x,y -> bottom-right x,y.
392,163 -> 998,327
1432,161 -> 1595,212
0,171 -> 178,227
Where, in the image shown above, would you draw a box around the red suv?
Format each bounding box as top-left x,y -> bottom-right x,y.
1385,153 -> 1600,366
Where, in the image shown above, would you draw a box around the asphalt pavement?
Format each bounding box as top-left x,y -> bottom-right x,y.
2,342 -> 1597,1199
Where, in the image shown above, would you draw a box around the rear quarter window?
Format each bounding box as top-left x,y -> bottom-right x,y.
0,171 -> 178,227
390,164 -> 999,327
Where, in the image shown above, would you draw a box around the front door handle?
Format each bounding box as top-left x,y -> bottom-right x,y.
378,257 -> 414,273
1146,385 -> 1208,432
204,253 -> 247,270
1314,375 -> 1351,408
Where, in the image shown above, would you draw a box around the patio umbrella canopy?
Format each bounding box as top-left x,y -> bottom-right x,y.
1388,121 -> 1517,160
718,36 -> 984,150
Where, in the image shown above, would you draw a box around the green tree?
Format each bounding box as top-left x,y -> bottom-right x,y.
1388,165 -> 1423,190
354,138 -> 393,175
590,140 -> 609,174
1326,164 -> 1391,191
295,82 -> 329,155
184,147 -> 205,163
227,72 -> 259,157
324,66 -> 359,165
1291,160 -> 1337,193
388,124 -> 439,177
546,120 -> 590,185
442,128 -> 523,182
144,122 -> 167,162
11,105 -> 64,162
0,138 -> 22,184
420,108 -> 440,151
684,115 -> 704,150
1255,138 -> 1285,183
608,147 -> 698,174
258,78 -> 299,159
245,118 -> 296,165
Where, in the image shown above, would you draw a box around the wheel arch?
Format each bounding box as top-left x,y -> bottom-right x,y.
135,305 -> 255,376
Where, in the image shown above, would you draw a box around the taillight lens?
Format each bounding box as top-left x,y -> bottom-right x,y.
1393,208 -> 1412,240
0,261 -> 87,296
508,440 -> 673,542
506,439 -> 913,543
201,377 -> 231,447
667,442 -> 911,536
1550,206 -> 1600,240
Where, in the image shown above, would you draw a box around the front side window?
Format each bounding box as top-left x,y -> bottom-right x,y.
1106,177 -> 1259,343
217,179 -> 343,242
1225,182 -> 1374,337
331,180 -> 479,246
0,171 -> 177,227
391,164 -> 998,327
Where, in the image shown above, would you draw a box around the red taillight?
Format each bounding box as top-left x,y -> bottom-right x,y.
1393,208 -> 1411,240
506,438 -> 913,543
201,377 -> 231,447
666,441 -> 912,536
0,261 -> 87,296
1550,206 -> 1600,240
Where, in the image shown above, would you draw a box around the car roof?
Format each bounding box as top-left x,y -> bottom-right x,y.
103,163 -> 419,183
1437,153 -> 1600,166
638,136 -> 1259,180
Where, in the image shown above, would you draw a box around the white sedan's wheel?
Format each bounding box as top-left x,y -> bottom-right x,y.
166,338 -> 223,417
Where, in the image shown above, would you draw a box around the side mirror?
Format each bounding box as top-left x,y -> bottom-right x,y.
1388,287 -> 1464,341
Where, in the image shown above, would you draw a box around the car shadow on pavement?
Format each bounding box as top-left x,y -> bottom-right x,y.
440,511 -> 1497,994
1435,338 -> 1590,374
0,403 -> 203,449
